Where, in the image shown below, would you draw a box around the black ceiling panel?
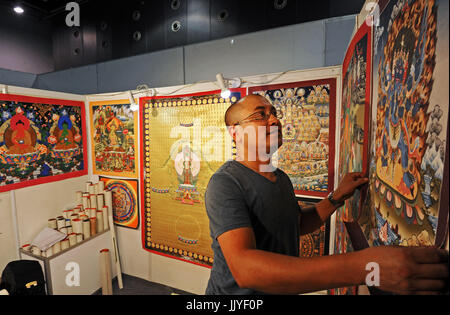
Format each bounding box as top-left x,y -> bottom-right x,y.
237,0 -> 267,35
68,25 -> 84,68
165,0 -> 188,49
266,0 -> 297,28
210,0 -> 240,40
95,2 -> 113,62
144,0 -> 166,53
297,0 -> 331,23
129,1 -> 148,56
187,0 -> 210,44
80,2 -> 97,66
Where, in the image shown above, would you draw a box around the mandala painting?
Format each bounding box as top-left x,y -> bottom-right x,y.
99,177 -> 139,229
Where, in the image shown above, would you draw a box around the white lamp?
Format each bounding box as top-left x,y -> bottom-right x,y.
216,73 -> 231,99
128,91 -> 139,112
216,73 -> 242,99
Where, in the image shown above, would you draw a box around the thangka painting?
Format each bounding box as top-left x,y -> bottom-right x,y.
0,94 -> 87,192
90,100 -> 139,178
140,89 -> 246,267
358,0 -> 449,248
328,204 -> 358,295
338,22 -> 372,223
99,177 -> 139,229
249,79 -> 337,198
298,200 -> 329,258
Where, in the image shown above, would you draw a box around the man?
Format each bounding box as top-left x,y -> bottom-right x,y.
205,94 -> 448,295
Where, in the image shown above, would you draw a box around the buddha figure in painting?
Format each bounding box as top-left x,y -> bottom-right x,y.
4,108 -> 38,155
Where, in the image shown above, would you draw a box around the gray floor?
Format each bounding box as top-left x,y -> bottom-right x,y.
92,273 -> 194,295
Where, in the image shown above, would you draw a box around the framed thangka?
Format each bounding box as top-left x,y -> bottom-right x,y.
249,79 -> 337,198
0,94 -> 87,193
90,100 -> 139,178
338,21 -> 372,225
140,89 -> 246,267
329,21 -> 373,296
99,177 -> 139,229
357,0 -> 449,249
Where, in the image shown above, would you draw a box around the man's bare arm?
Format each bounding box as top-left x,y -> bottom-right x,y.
219,227 -> 449,295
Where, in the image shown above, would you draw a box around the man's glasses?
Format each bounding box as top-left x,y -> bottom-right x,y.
234,107 -> 283,126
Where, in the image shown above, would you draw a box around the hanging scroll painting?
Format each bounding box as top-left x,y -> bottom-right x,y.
141,89 -> 246,267
90,100 -> 139,178
0,94 -> 87,193
338,21 -> 372,224
357,0 -> 449,248
99,177 -> 139,229
249,79 -> 337,198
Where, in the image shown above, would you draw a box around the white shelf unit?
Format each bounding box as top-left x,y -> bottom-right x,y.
19,229 -> 117,295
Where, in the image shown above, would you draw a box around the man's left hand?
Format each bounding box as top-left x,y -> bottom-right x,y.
333,172 -> 369,203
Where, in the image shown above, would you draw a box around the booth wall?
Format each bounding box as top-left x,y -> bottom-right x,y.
0,86 -> 86,275
0,68 -> 37,88
86,66 -> 341,295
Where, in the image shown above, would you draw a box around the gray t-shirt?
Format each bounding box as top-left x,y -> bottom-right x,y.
205,160 -> 300,295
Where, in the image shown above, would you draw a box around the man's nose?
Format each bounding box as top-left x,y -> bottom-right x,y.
267,114 -> 280,126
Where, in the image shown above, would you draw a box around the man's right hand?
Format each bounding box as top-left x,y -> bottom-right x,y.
361,246 -> 449,295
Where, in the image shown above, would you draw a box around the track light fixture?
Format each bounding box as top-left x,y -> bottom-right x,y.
216,73 -> 242,99
128,91 -> 139,112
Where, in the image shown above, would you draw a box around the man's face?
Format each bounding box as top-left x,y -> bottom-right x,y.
233,96 -> 283,161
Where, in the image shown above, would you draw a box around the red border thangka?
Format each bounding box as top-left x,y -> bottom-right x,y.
0,94 -> 87,193
249,78 -> 337,198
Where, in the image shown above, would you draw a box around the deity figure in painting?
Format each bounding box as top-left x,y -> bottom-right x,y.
3,108 -> 38,155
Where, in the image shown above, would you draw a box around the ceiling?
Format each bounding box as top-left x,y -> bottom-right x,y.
0,0 -> 87,19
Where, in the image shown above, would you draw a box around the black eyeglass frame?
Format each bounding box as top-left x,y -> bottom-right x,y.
234,107 -> 282,126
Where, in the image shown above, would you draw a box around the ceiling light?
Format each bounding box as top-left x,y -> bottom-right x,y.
13,6 -> 24,14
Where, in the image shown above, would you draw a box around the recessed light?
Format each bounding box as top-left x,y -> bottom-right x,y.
13,6 -> 24,14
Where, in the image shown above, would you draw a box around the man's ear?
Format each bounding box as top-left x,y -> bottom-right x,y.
227,125 -> 238,143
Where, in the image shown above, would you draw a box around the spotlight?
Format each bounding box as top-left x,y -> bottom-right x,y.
128,91 -> 139,112
13,6 -> 24,14
221,89 -> 231,99
216,73 -> 230,98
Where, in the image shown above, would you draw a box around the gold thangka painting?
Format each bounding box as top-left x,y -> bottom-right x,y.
90,100 -> 138,178
140,89 -> 246,267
